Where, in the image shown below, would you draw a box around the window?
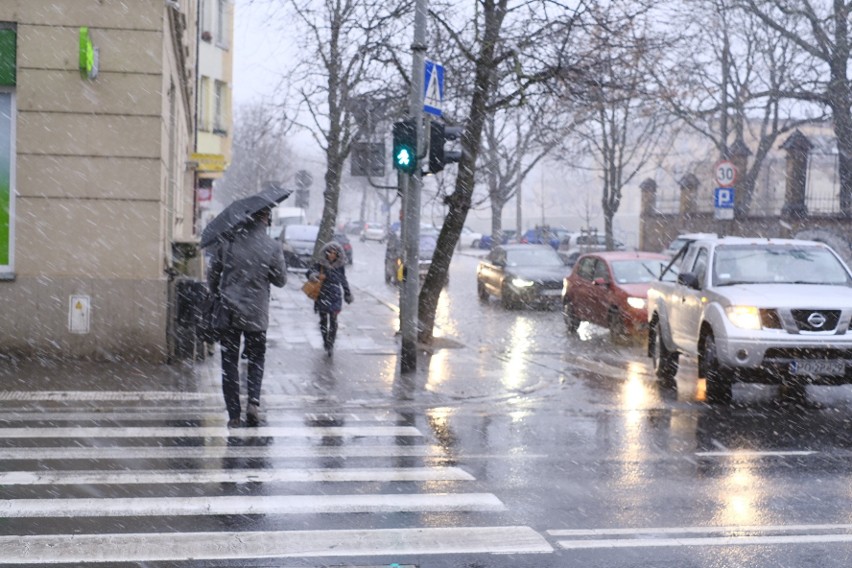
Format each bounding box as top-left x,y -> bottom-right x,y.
691,248 -> 708,287
577,257 -> 595,281
213,80 -> 228,134
593,259 -> 610,282
199,76 -> 210,131
216,0 -> 229,46
200,0 -> 212,40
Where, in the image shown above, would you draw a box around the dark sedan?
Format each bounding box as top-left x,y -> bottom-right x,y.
476,244 -> 570,309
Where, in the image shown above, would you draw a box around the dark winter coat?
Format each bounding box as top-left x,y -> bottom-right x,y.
307,242 -> 352,314
207,220 -> 286,332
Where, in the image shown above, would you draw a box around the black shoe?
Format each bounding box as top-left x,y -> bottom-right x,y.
246,403 -> 260,426
227,417 -> 241,428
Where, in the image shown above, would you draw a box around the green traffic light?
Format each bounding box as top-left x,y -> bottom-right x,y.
396,147 -> 411,167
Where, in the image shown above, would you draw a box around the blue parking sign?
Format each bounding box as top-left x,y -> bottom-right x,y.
714,187 -> 734,209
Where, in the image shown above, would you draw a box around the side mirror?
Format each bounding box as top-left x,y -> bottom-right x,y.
677,272 -> 700,290
593,277 -> 610,287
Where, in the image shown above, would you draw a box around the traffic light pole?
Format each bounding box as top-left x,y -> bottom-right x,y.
399,0 -> 428,374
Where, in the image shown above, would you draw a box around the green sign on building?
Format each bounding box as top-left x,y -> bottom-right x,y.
0,27 -> 15,272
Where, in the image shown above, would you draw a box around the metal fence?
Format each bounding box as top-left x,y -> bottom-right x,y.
652,152 -> 842,217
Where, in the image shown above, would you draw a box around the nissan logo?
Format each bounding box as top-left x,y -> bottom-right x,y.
807,312 -> 827,328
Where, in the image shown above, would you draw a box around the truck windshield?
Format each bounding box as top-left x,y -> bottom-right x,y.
713,245 -> 851,286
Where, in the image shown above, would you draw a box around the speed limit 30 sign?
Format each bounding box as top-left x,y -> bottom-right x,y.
715,160 -> 737,187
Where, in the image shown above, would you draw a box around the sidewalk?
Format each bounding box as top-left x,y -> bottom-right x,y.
0,273 -> 496,411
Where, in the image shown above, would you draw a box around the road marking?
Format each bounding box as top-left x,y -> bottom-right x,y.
0,425 -> 422,439
0,444 -> 443,460
0,466 -> 475,485
0,526 -> 552,563
0,410 -> 396,422
0,391 -> 331,404
695,451 -> 817,457
0,492 -> 506,517
555,534 -> 852,550
548,524 -> 852,537
549,524 -> 852,550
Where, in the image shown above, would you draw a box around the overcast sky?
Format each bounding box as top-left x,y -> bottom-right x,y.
231,1 -> 291,106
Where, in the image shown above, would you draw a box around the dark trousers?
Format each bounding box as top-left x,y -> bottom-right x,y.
319,312 -> 338,348
220,328 -> 266,420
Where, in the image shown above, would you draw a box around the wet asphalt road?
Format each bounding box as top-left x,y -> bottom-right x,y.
4,239 -> 852,566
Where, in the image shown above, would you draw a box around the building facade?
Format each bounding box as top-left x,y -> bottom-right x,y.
0,0 -> 199,361
193,0 -> 233,231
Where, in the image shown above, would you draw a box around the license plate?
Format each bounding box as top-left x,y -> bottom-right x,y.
791,359 -> 846,376
541,289 -> 561,296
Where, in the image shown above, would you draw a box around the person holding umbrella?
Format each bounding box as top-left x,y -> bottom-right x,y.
203,186 -> 289,428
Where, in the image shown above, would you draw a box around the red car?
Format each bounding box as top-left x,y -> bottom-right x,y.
562,251 -> 676,342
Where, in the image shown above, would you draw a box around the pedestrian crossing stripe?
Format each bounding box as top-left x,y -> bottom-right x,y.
0,466 -> 475,485
0,526 -> 553,563
0,425 -> 422,438
0,410 -> 397,422
0,444 -> 443,461
0,493 -> 506,517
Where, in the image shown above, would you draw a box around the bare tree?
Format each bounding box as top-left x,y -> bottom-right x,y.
260,0 -> 409,254
657,0 -> 820,216
738,0 -> 852,215
417,0 -> 592,343
569,9 -> 672,249
480,102 -> 565,244
215,102 -> 292,206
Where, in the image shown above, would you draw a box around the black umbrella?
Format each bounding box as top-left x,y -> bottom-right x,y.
200,185 -> 292,248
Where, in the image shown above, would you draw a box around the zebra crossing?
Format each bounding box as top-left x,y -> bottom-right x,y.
0,391 -> 553,564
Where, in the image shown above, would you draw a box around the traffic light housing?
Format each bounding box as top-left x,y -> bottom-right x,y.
429,122 -> 463,174
392,119 -> 418,174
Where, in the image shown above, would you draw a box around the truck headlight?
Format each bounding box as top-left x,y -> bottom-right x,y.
626,297 -> 646,310
512,277 -> 535,288
725,306 -> 761,330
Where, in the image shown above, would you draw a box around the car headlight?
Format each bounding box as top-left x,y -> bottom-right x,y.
726,306 -> 761,330
626,297 -> 646,310
511,277 -> 535,288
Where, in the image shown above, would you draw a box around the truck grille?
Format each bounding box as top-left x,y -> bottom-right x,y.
791,310 -> 840,332
764,347 -> 852,361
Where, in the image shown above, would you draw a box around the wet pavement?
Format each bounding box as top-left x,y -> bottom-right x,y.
4,241 -> 852,566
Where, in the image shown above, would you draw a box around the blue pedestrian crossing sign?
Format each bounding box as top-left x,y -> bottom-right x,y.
423,60 -> 444,116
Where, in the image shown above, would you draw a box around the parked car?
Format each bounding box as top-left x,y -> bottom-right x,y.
342,220 -> 365,235
360,221 -> 387,242
562,251 -> 676,343
647,236 -> 852,404
520,226 -> 569,249
557,231 -> 624,263
461,226 -> 484,248
384,232 -> 438,285
332,232 -> 353,265
477,229 -> 518,249
477,244 -> 570,309
280,224 -> 319,272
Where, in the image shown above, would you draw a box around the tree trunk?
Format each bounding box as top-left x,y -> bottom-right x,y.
490,198 -> 505,244
418,0 -> 507,344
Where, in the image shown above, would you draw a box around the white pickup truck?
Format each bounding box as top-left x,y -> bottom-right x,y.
646,236 -> 852,404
